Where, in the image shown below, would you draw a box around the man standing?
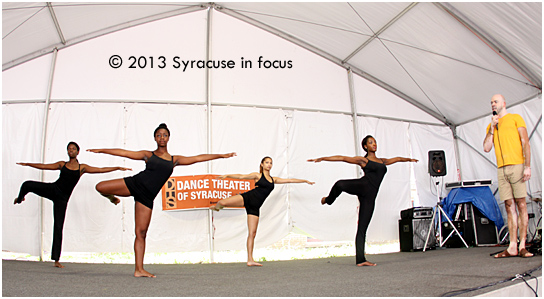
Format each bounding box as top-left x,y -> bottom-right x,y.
483,94 -> 533,258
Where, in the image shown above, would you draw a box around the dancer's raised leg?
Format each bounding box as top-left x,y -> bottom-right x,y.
210,194 -> 244,211
95,178 -> 131,205
322,179 -> 361,205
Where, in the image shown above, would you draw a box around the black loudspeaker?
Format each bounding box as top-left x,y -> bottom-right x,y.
461,203 -> 499,246
441,220 -> 475,247
399,218 -> 436,251
428,150 -> 446,176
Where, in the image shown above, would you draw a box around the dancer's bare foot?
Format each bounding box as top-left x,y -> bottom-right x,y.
134,269 -> 156,278
105,195 -> 120,205
54,261 -> 65,268
321,197 -> 327,205
357,261 -> 376,267
13,197 -> 25,204
247,261 -> 262,267
210,203 -> 223,211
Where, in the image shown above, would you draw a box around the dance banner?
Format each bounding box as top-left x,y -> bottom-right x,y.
161,174 -> 254,210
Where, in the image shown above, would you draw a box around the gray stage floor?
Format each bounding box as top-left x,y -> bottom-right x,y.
2,246 -> 541,297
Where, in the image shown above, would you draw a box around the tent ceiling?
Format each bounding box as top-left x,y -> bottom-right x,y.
2,2 -> 542,126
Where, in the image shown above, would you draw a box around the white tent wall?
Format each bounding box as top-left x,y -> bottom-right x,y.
2,103 -> 46,256
50,10 -> 208,102
210,10 -> 352,112
518,98 -> 543,199
2,53 -> 53,101
352,74 -> 440,125
2,3 -> 541,260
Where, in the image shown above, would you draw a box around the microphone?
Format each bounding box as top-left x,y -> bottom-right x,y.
492,111 -> 498,130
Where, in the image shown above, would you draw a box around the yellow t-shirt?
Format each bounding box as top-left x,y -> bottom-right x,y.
486,113 -> 526,168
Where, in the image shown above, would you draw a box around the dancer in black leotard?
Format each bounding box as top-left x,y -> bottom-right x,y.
14,141 -> 130,268
308,135 -> 418,266
210,156 -> 314,266
89,123 -> 235,277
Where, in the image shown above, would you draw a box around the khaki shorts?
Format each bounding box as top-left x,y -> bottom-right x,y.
497,164 -> 527,201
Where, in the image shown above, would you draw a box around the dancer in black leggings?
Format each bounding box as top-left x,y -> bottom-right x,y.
89,123 -> 236,277
210,156 -> 314,266
14,141 -> 130,268
308,135 -> 418,266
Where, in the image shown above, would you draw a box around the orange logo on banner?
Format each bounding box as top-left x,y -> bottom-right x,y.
161,174 -> 255,210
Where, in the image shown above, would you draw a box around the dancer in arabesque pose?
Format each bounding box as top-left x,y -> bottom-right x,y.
210,156 -> 314,266
14,141 -> 131,268
89,123 -> 236,277
308,135 -> 417,266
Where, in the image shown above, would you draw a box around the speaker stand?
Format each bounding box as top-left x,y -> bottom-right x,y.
423,181 -> 469,251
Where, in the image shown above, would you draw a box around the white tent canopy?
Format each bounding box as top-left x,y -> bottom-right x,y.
2,2 -> 542,260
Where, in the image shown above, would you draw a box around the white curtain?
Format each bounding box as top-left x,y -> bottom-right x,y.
2,103 -> 46,256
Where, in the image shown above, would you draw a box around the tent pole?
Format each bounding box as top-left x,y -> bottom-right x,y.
47,2 -> 66,45
205,6 -> 215,264
450,126 -> 462,181
347,68 -> 361,178
528,115 -> 542,141
39,48 -> 58,262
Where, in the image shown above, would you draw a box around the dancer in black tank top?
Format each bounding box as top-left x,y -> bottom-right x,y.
89,123 -> 235,278
210,156 -> 314,266
309,135 -> 418,267
14,142 -> 130,268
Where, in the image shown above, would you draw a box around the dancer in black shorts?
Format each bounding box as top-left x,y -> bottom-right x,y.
308,135 -> 418,266
210,156 -> 314,266
89,123 -> 235,277
14,141 -> 130,268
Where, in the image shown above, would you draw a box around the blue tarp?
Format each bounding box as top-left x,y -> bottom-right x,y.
442,186 -> 504,230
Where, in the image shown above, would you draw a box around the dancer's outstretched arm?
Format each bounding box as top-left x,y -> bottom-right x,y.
217,172 -> 260,180
81,164 -> 132,174
308,155 -> 367,165
17,161 -> 63,170
87,148 -> 149,160
174,153 -> 236,166
274,177 -> 314,185
381,157 -> 418,166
